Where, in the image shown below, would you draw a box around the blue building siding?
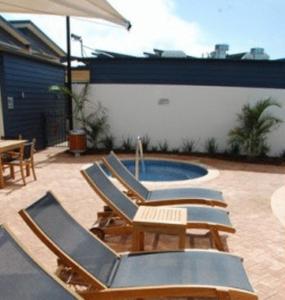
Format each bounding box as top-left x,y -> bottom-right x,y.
1,54 -> 65,149
87,58 -> 285,89
17,28 -> 57,57
0,27 -> 23,48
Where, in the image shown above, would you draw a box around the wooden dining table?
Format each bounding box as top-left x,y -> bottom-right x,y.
0,139 -> 27,188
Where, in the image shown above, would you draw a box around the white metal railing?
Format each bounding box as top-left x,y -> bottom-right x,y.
135,136 -> 144,179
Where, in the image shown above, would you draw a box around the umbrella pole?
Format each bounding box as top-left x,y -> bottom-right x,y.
66,16 -> 73,130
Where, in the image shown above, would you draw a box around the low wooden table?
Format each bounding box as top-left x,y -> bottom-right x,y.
0,140 -> 27,188
132,206 -> 187,251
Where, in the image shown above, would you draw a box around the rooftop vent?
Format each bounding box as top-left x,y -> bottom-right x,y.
210,44 -> 229,59
242,48 -> 269,60
161,50 -> 187,58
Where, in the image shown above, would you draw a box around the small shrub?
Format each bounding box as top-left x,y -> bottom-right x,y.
121,136 -> 134,152
259,144 -> 269,157
151,145 -> 158,152
102,134 -> 115,151
280,150 -> 285,159
182,139 -> 198,153
228,98 -> 282,158
227,142 -> 240,156
171,148 -> 180,154
205,138 -> 218,154
141,135 -> 151,152
84,102 -> 110,149
158,140 -> 169,152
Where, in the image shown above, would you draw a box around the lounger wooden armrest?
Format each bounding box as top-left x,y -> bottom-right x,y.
81,163 -> 235,251
18,192 -> 257,300
102,152 -> 227,208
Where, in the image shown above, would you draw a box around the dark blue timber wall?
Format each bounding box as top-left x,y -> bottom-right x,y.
0,53 -> 65,149
86,58 -> 285,89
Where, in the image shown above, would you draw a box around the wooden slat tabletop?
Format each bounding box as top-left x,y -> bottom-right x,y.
0,140 -> 27,153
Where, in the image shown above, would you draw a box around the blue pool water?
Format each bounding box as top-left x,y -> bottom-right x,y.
105,159 -> 208,182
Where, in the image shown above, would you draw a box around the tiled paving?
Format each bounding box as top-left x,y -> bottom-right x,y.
1,147 -> 285,299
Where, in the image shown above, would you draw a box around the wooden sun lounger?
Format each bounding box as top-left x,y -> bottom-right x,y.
81,163 -> 235,251
0,224 -> 82,300
103,151 -> 227,207
19,192 -> 257,300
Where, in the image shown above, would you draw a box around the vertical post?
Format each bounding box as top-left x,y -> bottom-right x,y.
80,39 -> 84,57
135,136 -> 140,179
66,16 -> 73,130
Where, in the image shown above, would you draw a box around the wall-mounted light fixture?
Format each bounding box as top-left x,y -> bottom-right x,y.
71,33 -> 84,57
158,98 -> 170,105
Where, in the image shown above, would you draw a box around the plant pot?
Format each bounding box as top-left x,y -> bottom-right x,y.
68,129 -> 86,156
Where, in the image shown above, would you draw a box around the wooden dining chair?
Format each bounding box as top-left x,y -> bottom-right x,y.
4,138 -> 37,185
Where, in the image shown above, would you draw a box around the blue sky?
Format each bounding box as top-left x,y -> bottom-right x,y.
3,0 -> 285,59
173,0 -> 284,58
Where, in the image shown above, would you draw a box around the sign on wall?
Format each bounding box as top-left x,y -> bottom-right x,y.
7,97 -> 14,110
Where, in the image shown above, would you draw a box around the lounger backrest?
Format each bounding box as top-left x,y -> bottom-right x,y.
105,152 -> 149,199
23,192 -> 119,287
82,163 -> 138,221
0,226 -> 79,300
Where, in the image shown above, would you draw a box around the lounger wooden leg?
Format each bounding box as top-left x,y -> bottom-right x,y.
178,230 -> 186,249
139,232 -> 144,250
189,234 -> 195,248
132,229 -> 140,251
206,231 -> 215,248
132,230 -> 144,251
152,232 -> 160,249
210,228 -> 225,251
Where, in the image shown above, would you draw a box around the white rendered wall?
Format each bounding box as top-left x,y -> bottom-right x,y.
73,84 -> 285,156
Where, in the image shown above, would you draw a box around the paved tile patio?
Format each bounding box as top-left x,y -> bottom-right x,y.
0,147 -> 285,299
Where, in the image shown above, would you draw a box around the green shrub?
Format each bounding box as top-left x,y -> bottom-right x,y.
280,150 -> 285,159
121,136 -> 134,152
182,139 -> 198,153
141,135 -> 151,152
171,148 -> 180,154
158,140 -> 169,152
205,138 -> 218,154
227,142 -> 240,156
102,135 -> 115,151
229,98 -> 282,158
151,146 -> 158,152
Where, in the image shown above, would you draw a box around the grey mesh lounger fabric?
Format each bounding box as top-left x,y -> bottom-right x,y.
103,151 -> 226,207
82,163 -> 234,231
19,192 -> 257,300
0,225 -> 81,300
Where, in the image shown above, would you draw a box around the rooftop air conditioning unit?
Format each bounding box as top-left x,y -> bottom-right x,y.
242,48 -> 269,60
161,50 -> 187,58
210,44 -> 229,59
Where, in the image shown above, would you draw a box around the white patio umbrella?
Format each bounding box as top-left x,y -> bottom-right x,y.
0,0 -> 131,127
0,0 -> 131,28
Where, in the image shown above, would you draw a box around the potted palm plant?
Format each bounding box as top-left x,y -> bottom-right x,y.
49,84 -> 109,156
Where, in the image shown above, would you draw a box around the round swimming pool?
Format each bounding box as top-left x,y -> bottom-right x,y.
118,159 -> 208,182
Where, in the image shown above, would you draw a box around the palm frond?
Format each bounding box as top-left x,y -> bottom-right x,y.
228,98 -> 282,157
